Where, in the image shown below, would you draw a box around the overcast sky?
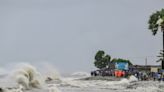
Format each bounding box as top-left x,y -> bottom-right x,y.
0,0 -> 164,73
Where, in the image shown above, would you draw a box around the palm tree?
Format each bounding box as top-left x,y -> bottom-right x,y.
148,9 -> 164,69
157,50 -> 164,62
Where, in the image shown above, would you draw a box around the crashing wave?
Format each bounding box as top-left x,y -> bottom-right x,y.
10,63 -> 44,90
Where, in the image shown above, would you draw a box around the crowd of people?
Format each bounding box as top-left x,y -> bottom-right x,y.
91,69 -> 164,81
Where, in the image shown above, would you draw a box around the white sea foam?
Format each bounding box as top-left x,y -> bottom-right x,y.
58,75 -> 139,89
71,72 -> 90,77
119,78 -> 130,84
0,64 -> 163,92
8,63 -> 44,90
41,63 -> 61,81
129,75 -> 138,82
47,84 -> 61,92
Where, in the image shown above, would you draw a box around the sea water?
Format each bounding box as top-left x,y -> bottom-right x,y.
0,63 -> 164,92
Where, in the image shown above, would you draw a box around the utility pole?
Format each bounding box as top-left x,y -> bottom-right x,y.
145,58 -> 147,72
145,58 -> 147,66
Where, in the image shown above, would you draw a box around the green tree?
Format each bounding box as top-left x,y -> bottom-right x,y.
148,9 -> 164,69
111,58 -> 132,65
94,50 -> 111,69
157,50 -> 164,63
95,50 -> 105,61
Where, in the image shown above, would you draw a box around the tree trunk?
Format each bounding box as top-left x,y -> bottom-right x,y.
162,31 -> 164,69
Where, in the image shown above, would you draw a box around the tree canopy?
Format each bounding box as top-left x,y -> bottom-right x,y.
94,50 -> 111,69
148,9 -> 164,35
111,58 -> 133,65
94,50 -> 132,69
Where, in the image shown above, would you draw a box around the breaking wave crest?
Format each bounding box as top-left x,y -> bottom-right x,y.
10,63 -> 45,89
0,63 -> 61,92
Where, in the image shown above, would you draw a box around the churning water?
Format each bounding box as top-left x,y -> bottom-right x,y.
0,63 -> 164,92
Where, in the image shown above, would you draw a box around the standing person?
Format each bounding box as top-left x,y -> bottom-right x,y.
153,72 -> 156,81
154,72 -> 159,81
162,73 -> 164,81
157,73 -> 161,82
91,71 -> 93,76
122,71 -> 125,77
140,72 -> 143,81
138,72 -> 141,81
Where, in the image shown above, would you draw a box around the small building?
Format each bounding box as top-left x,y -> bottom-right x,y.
130,65 -> 161,73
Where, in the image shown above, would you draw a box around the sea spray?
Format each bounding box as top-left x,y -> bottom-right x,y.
119,78 -> 130,84
129,75 -> 138,82
37,63 -> 61,82
58,71 -> 93,88
47,84 -> 61,92
10,63 -> 44,89
71,72 -> 90,78
0,68 -> 8,77
119,75 -> 138,84
59,75 -> 137,88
